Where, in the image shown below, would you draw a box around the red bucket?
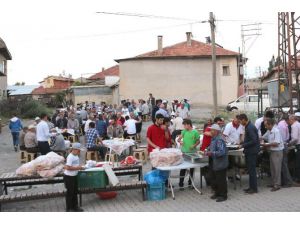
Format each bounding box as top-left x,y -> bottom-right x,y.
96,191 -> 118,200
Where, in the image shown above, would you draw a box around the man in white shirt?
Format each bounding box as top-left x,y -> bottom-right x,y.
288,115 -> 300,182
123,112 -> 140,138
36,114 -> 52,155
262,118 -> 284,191
223,115 -> 244,144
176,104 -> 190,119
171,113 -> 185,142
84,114 -> 94,133
277,114 -> 293,187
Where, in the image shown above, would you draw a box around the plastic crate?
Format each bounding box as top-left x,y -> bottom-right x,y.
77,169 -> 108,189
146,183 -> 166,201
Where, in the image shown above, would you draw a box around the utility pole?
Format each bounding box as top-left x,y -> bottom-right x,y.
241,23 -> 262,95
209,12 -> 218,115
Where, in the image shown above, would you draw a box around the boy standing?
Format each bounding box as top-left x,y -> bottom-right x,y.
177,119 -> 200,189
64,143 -> 85,212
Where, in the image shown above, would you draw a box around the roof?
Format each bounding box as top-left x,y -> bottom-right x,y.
39,75 -> 74,83
31,86 -> 65,95
89,65 -> 119,80
115,40 -> 239,62
262,55 -> 300,81
7,85 -> 39,96
0,37 -> 12,60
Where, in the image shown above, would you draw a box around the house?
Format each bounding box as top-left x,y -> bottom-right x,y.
0,37 -> 12,100
32,75 -> 74,106
115,32 -> 242,107
69,66 -> 120,106
7,85 -> 39,101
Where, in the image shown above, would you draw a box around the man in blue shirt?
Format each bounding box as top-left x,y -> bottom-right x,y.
9,114 -> 23,152
205,124 -> 228,202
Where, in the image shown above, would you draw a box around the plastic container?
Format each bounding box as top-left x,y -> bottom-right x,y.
146,182 -> 166,201
77,169 -> 108,189
96,191 -> 118,200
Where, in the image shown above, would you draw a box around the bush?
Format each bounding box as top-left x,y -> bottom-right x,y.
0,99 -> 53,119
20,100 -> 52,118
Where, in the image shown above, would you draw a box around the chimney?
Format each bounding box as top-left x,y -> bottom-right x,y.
205,36 -> 211,44
186,32 -> 192,46
102,67 -> 105,72
157,35 -> 163,54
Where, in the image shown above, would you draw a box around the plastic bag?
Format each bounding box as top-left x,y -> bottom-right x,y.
16,161 -> 37,176
150,148 -> 183,167
37,163 -> 64,178
85,160 -> 97,169
33,152 -> 65,170
144,170 -> 164,185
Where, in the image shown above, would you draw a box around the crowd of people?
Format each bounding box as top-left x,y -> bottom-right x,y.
7,93 -> 300,206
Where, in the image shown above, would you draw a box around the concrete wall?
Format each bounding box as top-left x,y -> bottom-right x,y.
0,54 -> 8,100
119,57 -> 238,107
71,86 -> 113,106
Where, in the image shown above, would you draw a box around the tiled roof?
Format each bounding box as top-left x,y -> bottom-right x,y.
89,65 -> 119,80
39,75 -> 74,83
116,40 -> 239,62
0,37 -> 12,60
31,86 -> 65,95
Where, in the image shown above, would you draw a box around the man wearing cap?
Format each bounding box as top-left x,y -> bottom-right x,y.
155,103 -> 170,118
24,125 -> 38,153
34,117 -> 41,125
64,142 -> 85,212
205,124 -> 228,202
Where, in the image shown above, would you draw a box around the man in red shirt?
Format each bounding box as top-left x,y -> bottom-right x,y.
147,114 -> 167,153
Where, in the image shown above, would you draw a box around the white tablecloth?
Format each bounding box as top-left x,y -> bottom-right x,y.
57,128 -> 75,136
156,160 -> 208,171
103,139 -> 135,155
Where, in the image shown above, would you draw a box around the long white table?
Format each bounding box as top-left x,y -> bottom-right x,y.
156,161 -> 208,200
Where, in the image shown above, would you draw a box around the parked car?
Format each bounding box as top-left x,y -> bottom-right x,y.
226,95 -> 270,112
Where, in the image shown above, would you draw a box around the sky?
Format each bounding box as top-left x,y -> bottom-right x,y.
0,0 -> 297,85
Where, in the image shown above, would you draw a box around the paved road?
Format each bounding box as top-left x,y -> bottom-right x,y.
0,120 -> 300,212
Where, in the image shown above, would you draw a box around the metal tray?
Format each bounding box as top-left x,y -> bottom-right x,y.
183,153 -> 209,164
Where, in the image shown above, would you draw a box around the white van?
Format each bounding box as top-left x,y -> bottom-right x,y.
226,95 -> 270,112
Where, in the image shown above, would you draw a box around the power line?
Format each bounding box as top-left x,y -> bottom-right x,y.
96,11 -> 207,23
44,22 -> 201,40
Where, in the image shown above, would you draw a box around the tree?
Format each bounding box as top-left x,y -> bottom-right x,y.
54,91 -> 66,107
14,82 -> 25,86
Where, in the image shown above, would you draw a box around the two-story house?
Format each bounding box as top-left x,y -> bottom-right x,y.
0,37 -> 12,100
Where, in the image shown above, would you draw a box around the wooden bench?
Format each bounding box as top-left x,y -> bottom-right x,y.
0,165 -> 144,211
78,181 -> 147,206
0,190 -> 66,211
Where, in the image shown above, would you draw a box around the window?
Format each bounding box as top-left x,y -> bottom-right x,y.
222,65 -> 230,76
249,96 -> 259,102
0,61 -> 4,74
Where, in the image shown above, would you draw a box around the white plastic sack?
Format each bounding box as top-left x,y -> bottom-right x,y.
37,163 -> 64,178
34,152 -> 65,170
150,148 -> 183,167
85,160 -> 97,169
16,161 -> 37,176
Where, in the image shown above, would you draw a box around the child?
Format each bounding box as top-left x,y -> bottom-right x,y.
177,119 -> 200,189
64,142 -> 85,212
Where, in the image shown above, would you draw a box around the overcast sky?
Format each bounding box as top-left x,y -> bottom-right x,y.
0,0 -> 297,85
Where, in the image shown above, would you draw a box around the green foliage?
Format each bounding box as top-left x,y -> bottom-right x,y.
0,99 -> 52,119
14,82 -> 25,86
20,100 -> 52,118
54,91 -> 66,107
